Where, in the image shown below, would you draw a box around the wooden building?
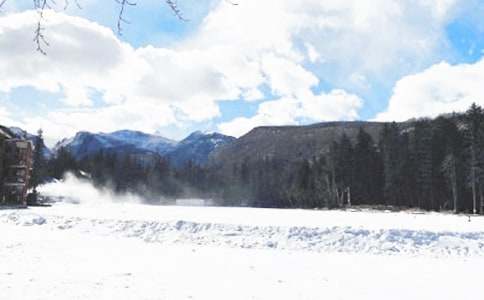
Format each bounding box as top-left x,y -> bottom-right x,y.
0,126 -> 33,207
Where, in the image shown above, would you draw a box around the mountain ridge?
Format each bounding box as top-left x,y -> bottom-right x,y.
54,129 -> 236,167
208,121 -> 400,172
6,120 -> 418,169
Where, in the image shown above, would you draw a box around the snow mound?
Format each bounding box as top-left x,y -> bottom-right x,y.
3,212 -> 47,226
2,210 -> 483,257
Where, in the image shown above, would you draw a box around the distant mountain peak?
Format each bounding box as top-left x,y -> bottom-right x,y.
168,131 -> 236,167
53,130 -> 176,160
180,131 -> 206,143
53,129 -> 236,166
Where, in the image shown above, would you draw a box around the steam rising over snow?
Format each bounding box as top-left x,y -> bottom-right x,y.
39,173 -> 144,205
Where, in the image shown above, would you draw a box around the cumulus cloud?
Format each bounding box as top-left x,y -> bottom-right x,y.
219,90 -> 363,137
375,58 -> 484,121
0,106 -> 13,125
0,0 -> 476,142
0,11 -> 134,95
0,10 -> 234,141
198,0 -> 468,137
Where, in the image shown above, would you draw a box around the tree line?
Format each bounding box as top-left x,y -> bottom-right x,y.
223,104 -> 484,213
37,103 -> 484,214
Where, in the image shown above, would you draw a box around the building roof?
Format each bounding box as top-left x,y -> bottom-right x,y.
0,125 -> 14,139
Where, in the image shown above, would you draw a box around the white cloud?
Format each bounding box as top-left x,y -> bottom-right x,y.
0,106 -> 9,119
219,90 -> 363,137
0,0 -> 475,143
61,85 -> 94,107
261,53 -> 319,98
189,0 -> 463,92
375,58 -> 484,121
305,43 -> 321,64
201,0 -> 465,137
285,0 -> 462,87
0,10 -> 235,141
0,11 -> 134,95
21,102 -> 177,143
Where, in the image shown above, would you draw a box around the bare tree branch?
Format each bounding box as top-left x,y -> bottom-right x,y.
165,0 -> 188,21
0,0 -> 239,53
64,0 -> 82,10
33,0 -> 54,55
115,0 -> 136,35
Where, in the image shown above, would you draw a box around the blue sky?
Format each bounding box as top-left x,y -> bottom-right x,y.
1,0 -> 484,146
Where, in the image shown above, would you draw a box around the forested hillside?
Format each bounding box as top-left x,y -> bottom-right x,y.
45,104 -> 484,213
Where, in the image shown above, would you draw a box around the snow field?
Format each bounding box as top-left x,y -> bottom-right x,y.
1,223 -> 483,300
1,203 -> 484,257
2,203 -> 484,299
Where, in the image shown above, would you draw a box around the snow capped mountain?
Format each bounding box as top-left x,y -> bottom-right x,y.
109,130 -> 177,152
167,131 -> 236,167
54,130 -> 177,160
54,130 -> 235,165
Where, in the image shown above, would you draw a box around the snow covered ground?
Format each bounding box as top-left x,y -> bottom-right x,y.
2,186 -> 484,299
2,203 -> 484,257
1,223 -> 483,300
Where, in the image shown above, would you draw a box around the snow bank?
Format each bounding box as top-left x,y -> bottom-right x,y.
20,202 -> 484,232
3,212 -> 46,226
1,205 -> 484,257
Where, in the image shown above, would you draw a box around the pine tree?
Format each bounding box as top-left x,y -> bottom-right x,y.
434,116 -> 464,212
414,120 -> 433,210
353,128 -> 383,205
464,103 -> 484,214
442,153 -> 458,212
335,133 -> 354,206
380,123 -> 401,206
30,129 -> 47,200
398,131 -> 416,207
